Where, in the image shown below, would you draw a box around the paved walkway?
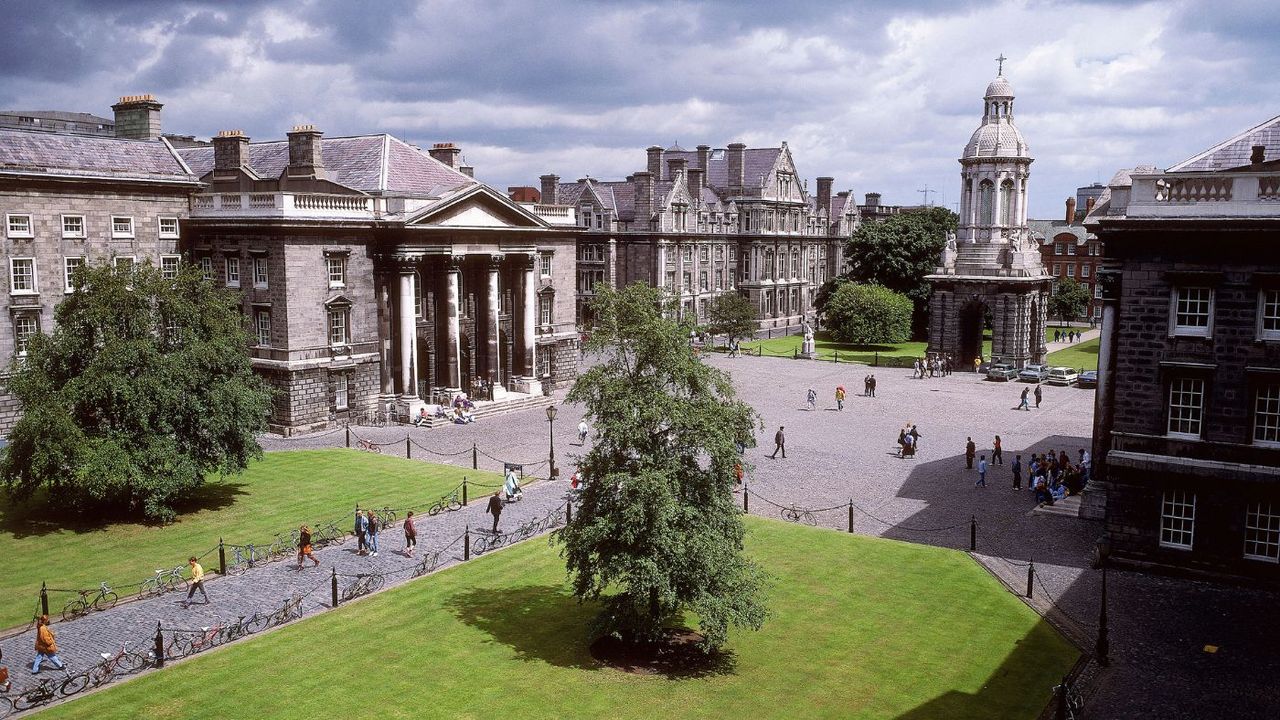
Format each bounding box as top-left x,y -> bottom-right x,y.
1044,326 -> 1100,356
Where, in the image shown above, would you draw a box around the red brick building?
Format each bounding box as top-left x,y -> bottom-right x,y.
1030,197 -> 1105,323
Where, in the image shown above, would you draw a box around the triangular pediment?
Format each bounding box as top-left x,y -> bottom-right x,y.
407,185 -> 548,229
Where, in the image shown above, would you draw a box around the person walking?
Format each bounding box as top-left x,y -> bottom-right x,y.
768,426 -> 786,459
973,356 -> 981,373
182,556 -> 208,608
1034,383 -> 1043,408
296,525 -> 320,569
1018,387 -> 1031,411
354,509 -> 368,555
366,510 -> 380,557
577,419 -> 589,444
992,435 -> 1003,465
835,385 -> 846,411
965,437 -> 976,469
863,374 -> 871,397
909,424 -> 922,453
806,388 -> 817,411
868,375 -> 877,398
31,615 -> 66,674
976,455 -> 988,487
486,490 -> 504,533
403,511 -> 417,558
1012,454 -> 1023,490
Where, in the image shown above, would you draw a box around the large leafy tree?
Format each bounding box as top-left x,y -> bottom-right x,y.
825,283 -> 913,344
1048,277 -> 1090,325
704,292 -> 758,347
0,261 -> 272,522
843,207 -> 957,334
557,283 -> 768,650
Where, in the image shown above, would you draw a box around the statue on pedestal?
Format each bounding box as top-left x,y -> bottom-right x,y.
801,319 -> 816,357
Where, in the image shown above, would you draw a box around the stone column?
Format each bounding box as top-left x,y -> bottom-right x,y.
376,269 -> 394,404
395,257 -> 425,418
486,254 -> 506,398
1082,269 -> 1121,521
511,253 -> 542,395
444,256 -> 462,390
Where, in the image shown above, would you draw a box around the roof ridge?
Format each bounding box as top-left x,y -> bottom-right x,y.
1167,113 -> 1280,172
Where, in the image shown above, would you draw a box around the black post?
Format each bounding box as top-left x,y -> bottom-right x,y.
331,567 -> 339,608
154,622 -> 165,668
218,538 -> 227,575
1096,567 -> 1110,666
472,442 -> 478,470
1055,674 -> 1069,719
875,351 -> 879,366
1026,558 -> 1035,598
566,499 -> 572,523
834,350 -> 839,364
406,436 -> 411,459
463,477 -> 469,506
743,484 -> 749,513
40,581 -> 48,617
847,501 -> 854,533
345,425 -> 350,448
970,515 -> 977,551
464,526 -> 471,561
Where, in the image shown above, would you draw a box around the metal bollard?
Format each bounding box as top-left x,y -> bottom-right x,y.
154,622 -> 165,668
218,538 -> 227,575
834,350 -> 839,364
463,478 -> 468,506
331,567 -> 339,608
472,442 -> 478,470
40,581 -> 49,617
566,499 -> 572,523
1026,558 -> 1035,598
464,526 -> 471,561
345,426 -> 350,448
743,484 -> 749,513
848,501 -> 854,533
406,436 -> 411,459
1096,567 -> 1110,667
970,516 -> 977,551
875,351 -> 879,367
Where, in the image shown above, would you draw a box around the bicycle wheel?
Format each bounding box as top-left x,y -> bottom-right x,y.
13,687 -> 52,711
60,672 -> 89,696
61,598 -> 88,622
0,695 -> 13,719
428,502 -> 444,516
447,498 -> 462,512
118,651 -> 148,675
171,575 -> 189,594
245,612 -> 271,634
138,579 -> 159,598
94,591 -> 119,611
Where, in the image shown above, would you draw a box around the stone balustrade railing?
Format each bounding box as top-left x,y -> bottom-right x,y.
190,192 -> 378,219
1124,172 -> 1280,218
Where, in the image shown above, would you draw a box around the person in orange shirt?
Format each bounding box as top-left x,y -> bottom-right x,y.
32,615 -> 66,674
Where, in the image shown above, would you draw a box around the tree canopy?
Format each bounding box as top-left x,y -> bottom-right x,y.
557,283 -> 768,650
843,207 -> 957,334
704,292 -> 758,345
825,283 -> 913,344
0,261 -> 273,522
1048,277 -> 1090,324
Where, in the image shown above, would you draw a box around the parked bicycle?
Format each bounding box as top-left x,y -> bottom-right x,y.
311,521 -> 344,547
138,565 -> 188,598
340,574 -> 384,602
357,438 -> 381,453
371,506 -> 398,525
427,492 -> 463,516
87,642 -> 148,687
780,505 -> 818,526
62,582 -> 118,621
10,668 -> 87,711
269,531 -> 300,559
227,544 -> 273,574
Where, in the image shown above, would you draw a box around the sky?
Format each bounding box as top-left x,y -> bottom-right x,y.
3,0 -> 1277,218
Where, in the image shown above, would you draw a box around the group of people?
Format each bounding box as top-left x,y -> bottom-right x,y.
964,436 -> 1090,502
912,354 -> 955,378
897,424 -> 923,458
1017,384 -> 1044,411
1054,329 -> 1083,343
351,507 -> 417,558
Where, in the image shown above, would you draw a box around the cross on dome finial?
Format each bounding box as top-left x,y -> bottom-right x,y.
996,54 -> 1007,76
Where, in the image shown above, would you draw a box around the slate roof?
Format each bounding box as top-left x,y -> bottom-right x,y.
0,127 -> 197,183
664,147 -> 782,188
1028,218 -> 1091,244
1167,114 -> 1280,173
178,134 -> 473,196
0,110 -> 114,125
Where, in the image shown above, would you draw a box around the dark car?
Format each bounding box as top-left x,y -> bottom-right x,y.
1078,370 -> 1098,388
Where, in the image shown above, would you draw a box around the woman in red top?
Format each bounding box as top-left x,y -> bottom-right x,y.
403,511 -> 417,558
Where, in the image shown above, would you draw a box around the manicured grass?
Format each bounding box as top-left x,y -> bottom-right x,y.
40,518 -> 1079,720
740,332 -> 993,366
1046,337 -> 1100,371
0,450 -> 501,629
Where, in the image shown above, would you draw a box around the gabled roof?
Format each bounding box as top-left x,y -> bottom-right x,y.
1168,114 -> 1280,173
663,147 -> 783,189
1028,218 -> 1091,244
0,127 -> 198,184
177,134 -> 473,196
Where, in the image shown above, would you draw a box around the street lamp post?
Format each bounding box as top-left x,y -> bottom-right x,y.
546,404 -> 558,478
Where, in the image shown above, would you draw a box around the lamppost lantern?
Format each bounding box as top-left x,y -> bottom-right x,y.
546,404 -> 558,478
546,405 -> 558,422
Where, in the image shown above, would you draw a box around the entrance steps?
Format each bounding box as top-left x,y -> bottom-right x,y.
415,391 -> 554,429
1032,494 -> 1082,517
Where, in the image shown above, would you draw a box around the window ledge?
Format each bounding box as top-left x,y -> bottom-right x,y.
7,233 -> 33,240
9,290 -> 38,297
1158,543 -> 1194,551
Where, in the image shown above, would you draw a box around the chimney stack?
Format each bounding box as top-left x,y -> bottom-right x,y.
1066,197 -> 1077,224
634,171 -> 655,221
696,144 -> 711,171
428,142 -> 461,168
1251,145 -> 1266,165
646,146 -> 664,179
667,157 -> 688,185
727,142 -> 746,191
539,174 -> 560,205
459,165 -> 474,178
112,94 -> 163,140
285,124 -> 325,180
212,130 -> 250,172
816,177 -> 834,213
865,192 -> 880,207
688,167 -> 705,194
1085,197 -> 1096,216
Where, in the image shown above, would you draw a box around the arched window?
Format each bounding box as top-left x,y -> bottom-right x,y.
978,180 -> 994,226
1000,179 -> 1015,226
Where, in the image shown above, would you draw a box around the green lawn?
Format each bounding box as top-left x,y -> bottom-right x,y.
41,518 -> 1078,720
739,332 -> 993,367
1046,337 -> 1100,371
0,450 -> 501,630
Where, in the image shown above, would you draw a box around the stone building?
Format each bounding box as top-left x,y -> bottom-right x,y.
0,97 -> 201,432
927,68 -> 1052,368
540,142 -> 854,329
1085,115 -> 1280,580
178,129 -> 580,434
1029,196 -> 1107,323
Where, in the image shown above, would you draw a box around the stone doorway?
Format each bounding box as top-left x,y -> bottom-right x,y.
959,301 -> 990,368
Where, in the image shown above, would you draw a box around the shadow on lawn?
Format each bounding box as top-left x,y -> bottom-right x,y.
0,480 -> 249,538
444,584 -> 737,679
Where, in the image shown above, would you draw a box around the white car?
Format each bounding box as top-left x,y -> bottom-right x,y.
1046,367 -> 1079,386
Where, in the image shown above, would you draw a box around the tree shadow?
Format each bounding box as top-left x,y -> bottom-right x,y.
0,480 -> 249,538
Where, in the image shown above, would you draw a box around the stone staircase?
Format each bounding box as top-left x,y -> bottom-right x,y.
1032,493 -> 1082,517
416,392 -> 554,429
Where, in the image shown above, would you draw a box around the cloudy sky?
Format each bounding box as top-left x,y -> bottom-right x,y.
3,0 -> 1276,217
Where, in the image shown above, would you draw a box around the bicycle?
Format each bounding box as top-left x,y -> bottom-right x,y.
262,594 -> 304,627
780,505 -> 818,526
340,574 -> 384,602
61,582 -> 118,621
138,565 -> 188,598
357,438 -> 381,453
311,521 -> 344,547
427,492 -> 462,516
1051,680 -> 1085,720
87,641 -> 148,687
269,531 -> 299,559
227,543 -> 273,574
11,668 -> 88,711
372,506 -> 398,525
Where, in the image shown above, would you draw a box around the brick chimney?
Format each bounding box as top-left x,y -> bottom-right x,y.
1251,145 -> 1266,165
667,157 -> 688,185
285,124 -> 325,180
816,177 -> 833,213
647,146 -> 664,179
634,170 -> 654,221
696,144 -> 711,171
212,130 -> 250,172
727,143 -> 746,191
1065,197 -> 1077,224
539,174 -> 560,204
688,167 -> 705,193
111,94 -> 162,140
459,164 -> 474,178
428,142 -> 461,168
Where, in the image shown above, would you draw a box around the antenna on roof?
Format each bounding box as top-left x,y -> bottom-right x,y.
917,184 -> 935,206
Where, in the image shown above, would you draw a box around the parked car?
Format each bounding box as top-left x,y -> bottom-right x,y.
986,363 -> 1019,381
1047,367 -> 1079,386
1077,370 -> 1098,388
1018,364 -> 1050,382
